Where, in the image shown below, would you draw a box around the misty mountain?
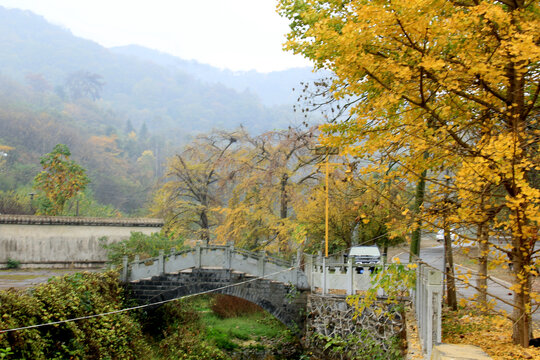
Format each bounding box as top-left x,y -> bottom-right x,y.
0,6 -> 313,139
110,44 -> 321,106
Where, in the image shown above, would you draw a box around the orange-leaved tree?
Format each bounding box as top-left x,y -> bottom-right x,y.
34,144 -> 90,216
279,0 -> 539,346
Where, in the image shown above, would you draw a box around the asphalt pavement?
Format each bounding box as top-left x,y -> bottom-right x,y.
397,244 -> 540,335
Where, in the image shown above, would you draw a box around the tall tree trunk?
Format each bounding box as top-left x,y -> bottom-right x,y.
409,170 -> 427,261
279,173 -> 289,253
280,173 -> 289,219
444,226 -> 457,310
511,234 -> 532,347
200,206 -> 210,244
477,223 -> 489,312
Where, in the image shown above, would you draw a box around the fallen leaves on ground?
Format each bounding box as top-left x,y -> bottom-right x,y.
442,307 -> 540,360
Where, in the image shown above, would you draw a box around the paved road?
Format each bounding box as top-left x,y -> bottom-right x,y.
0,268 -> 100,289
398,245 -> 540,335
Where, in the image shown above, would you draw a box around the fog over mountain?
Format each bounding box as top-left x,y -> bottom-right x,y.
0,6 -> 323,213
110,44 -> 321,106
0,6 -> 321,138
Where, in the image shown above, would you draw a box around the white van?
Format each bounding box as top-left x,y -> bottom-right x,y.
348,245 -> 381,265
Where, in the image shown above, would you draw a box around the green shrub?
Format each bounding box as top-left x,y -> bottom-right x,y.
206,328 -> 238,351
5,259 -> 20,269
155,302 -> 230,360
0,271 -> 149,359
311,331 -> 403,360
100,231 -> 185,265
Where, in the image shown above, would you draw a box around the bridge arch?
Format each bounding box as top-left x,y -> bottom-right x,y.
128,268 -> 308,330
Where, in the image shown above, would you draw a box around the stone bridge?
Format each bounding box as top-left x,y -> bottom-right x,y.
125,244 -> 309,329
124,243 -> 405,344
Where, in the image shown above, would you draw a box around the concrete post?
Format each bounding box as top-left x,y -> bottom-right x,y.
347,257 -> 354,295
427,268 -> 443,358
305,254 -> 314,292
121,256 -> 128,282
195,242 -> 201,268
158,250 -> 165,275
258,250 -> 266,277
322,256 -> 327,295
293,248 -> 302,286
226,242 -> 233,269
290,254 -> 296,284
132,255 -> 139,278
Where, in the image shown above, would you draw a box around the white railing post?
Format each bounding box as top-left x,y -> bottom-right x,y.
347,257 -> 354,295
306,254 -> 314,292
426,268 -> 442,358
158,250 -> 164,275
322,256 -> 327,295
258,250 -> 266,277
226,242 -> 233,269
134,255 -> 140,272
121,256 -> 128,282
413,261 -> 443,359
195,241 -> 201,268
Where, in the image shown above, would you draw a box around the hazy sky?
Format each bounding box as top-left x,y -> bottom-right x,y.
0,0 -> 311,72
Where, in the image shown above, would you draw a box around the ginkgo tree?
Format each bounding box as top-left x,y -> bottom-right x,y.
296,168 -> 408,256
216,126 -> 321,253
152,130 -> 242,243
279,0 -> 539,346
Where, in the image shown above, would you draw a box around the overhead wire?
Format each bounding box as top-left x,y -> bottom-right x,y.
0,265 -> 298,334
0,230 -> 396,334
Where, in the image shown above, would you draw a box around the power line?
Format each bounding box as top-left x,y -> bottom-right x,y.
0,265 -> 297,334
0,232 -> 406,334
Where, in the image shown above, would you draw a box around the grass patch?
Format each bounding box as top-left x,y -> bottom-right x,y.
201,311 -> 286,341
188,294 -> 290,351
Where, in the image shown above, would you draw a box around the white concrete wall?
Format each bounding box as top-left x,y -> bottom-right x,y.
0,223 -> 160,268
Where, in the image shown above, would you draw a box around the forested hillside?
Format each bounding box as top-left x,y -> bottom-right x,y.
0,75 -> 161,214
0,6 -> 317,215
110,44 -> 321,106
0,7 -> 311,138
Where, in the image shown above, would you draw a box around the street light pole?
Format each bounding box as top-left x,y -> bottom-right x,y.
325,159 -> 329,258
315,145 -> 341,258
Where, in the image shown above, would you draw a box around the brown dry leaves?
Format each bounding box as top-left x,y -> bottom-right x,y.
443,312 -> 540,360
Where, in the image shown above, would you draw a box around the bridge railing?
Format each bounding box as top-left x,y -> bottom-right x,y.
302,252 -> 383,295
123,243 -> 309,289
412,261 -> 443,359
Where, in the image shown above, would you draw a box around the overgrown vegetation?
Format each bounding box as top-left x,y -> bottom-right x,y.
100,231 -> 185,265
0,272 -> 303,359
0,271 -> 149,359
308,332 -> 402,360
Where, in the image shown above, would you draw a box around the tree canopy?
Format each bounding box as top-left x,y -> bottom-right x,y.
279,0 -> 539,346
34,144 -> 90,215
